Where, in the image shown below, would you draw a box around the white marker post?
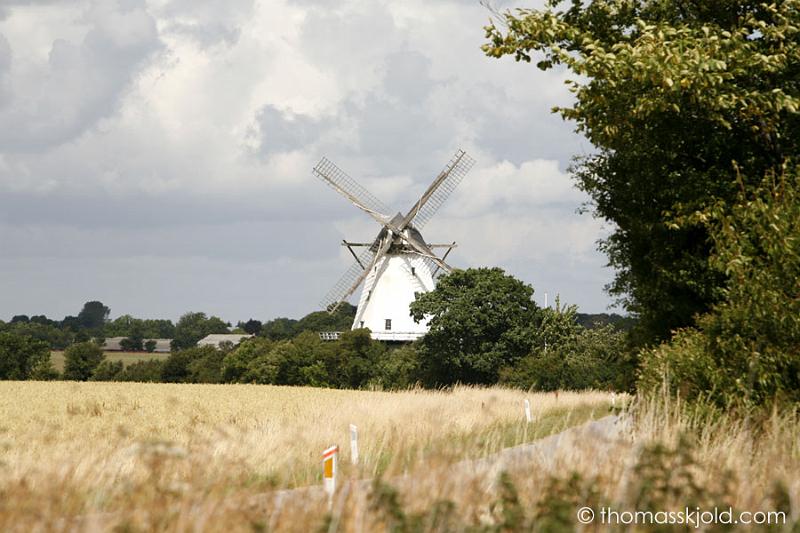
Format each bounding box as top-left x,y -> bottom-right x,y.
349,424 -> 359,465
524,399 -> 532,423
322,445 -> 338,504
611,392 -> 617,408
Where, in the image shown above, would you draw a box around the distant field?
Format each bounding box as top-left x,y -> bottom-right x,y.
50,350 -> 169,371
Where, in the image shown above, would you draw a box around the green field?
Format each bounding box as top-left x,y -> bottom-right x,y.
50,350 -> 169,372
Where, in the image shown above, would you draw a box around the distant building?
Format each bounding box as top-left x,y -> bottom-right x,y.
196,334 -> 253,349
103,337 -> 172,353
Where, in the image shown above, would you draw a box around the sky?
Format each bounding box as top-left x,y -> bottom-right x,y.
0,0 -> 615,323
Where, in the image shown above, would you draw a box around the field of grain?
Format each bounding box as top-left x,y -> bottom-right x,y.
50,351 -> 169,372
0,381 -> 612,531
1,382 -> 796,531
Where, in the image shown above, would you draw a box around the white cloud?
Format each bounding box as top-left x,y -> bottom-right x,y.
0,0 -> 616,321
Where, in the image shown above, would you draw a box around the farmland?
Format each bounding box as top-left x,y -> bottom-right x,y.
50,350 -> 169,372
1,382 -> 797,531
0,382 -> 611,530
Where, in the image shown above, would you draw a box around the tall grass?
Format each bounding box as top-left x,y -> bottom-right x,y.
1,382 -> 795,531
0,381 -> 610,531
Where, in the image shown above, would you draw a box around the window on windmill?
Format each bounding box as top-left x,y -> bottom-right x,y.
385,319 -> 392,331
367,290 -> 372,301
360,321 -> 364,328
411,267 -> 416,276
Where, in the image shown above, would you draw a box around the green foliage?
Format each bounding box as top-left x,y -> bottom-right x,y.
259,317 -> 297,340
1,321 -> 73,350
410,268 -> 540,386
161,346 -> 225,383
63,342 -> 105,381
115,359 -> 165,382
144,339 -> 157,353
120,336 -> 144,352
640,169 -> 800,407
374,343 -> 421,390
77,301 -> 110,332
171,312 -> 229,350
502,306 -> 631,392
293,303 -> 357,334
105,315 -> 175,340
91,360 -> 124,381
484,0 -> 800,344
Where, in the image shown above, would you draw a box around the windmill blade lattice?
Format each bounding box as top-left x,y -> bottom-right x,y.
408,150 -> 475,229
313,157 -> 391,220
320,246 -> 377,311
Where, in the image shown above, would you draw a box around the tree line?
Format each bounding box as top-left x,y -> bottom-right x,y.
0,268 -> 631,391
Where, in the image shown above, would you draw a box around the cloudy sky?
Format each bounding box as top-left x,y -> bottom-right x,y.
0,0 -> 614,323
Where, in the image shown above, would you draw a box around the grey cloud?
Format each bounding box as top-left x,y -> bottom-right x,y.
0,1 -> 161,153
252,105 -> 332,157
158,0 -> 254,48
0,34 -> 9,106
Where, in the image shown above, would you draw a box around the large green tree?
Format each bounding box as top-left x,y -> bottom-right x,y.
77,301 -> 111,331
484,0 -> 800,343
409,268 -> 540,386
0,332 -> 52,380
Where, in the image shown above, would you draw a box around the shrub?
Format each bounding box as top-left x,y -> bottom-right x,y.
63,342 -> 105,381
116,360 -> 165,382
91,360 -> 124,381
0,333 -> 51,380
144,340 -> 157,353
639,169 -> 800,407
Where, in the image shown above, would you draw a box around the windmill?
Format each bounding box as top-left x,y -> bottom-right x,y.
313,149 -> 476,341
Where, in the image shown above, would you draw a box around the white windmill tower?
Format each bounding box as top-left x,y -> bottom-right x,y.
313,149 -> 475,341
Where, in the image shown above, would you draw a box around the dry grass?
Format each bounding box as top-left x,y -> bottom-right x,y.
0,381 -> 611,531
50,351 -> 169,372
2,382 -> 795,531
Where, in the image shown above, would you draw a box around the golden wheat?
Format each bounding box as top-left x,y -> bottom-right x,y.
0,381 -> 610,531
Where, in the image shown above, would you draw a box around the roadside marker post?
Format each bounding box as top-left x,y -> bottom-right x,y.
322,445 -> 338,503
349,424 -> 359,465
524,399 -> 532,423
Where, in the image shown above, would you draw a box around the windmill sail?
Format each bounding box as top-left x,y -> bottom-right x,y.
320,246 -> 377,312
404,149 -> 475,230
313,157 -> 390,221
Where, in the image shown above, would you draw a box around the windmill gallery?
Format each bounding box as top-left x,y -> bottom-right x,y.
313,150 -> 475,341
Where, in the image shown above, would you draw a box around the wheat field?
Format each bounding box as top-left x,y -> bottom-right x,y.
3,382 -> 796,531
0,381 -> 611,531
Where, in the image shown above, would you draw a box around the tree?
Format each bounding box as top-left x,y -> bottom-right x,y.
294,303 -> 357,334
77,301 -> 111,331
260,317 -> 298,340
239,319 -> 263,336
63,342 -> 105,381
639,168 -> 800,407
484,0 -> 800,344
0,332 -> 51,380
144,340 -> 157,353
171,312 -> 229,350
409,268 -> 540,386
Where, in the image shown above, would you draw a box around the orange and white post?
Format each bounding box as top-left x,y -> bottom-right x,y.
322,445 -> 338,501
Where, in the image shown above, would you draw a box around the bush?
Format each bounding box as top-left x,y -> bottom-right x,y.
503,325 -> 631,392
639,169 -> 800,408
375,344 -> 422,389
91,360 -> 124,381
116,360 -> 165,382
0,333 -> 52,380
144,340 -> 157,353
162,346 -> 224,383
63,342 -> 105,381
